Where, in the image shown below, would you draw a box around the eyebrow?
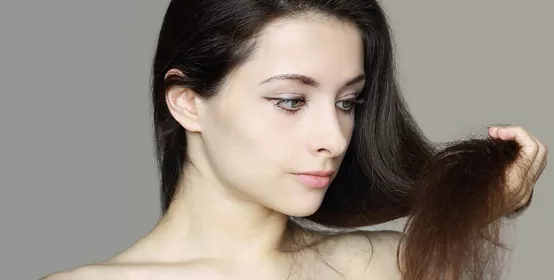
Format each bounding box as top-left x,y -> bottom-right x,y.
259,73 -> 366,90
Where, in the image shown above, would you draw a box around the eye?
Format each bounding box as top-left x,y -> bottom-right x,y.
268,97 -> 307,112
336,97 -> 364,112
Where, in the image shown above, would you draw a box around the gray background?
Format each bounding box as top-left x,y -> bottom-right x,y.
0,1 -> 551,279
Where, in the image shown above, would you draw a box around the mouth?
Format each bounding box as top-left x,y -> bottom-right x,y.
293,170 -> 335,189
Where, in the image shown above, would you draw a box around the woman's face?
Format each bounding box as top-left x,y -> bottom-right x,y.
194,14 -> 365,216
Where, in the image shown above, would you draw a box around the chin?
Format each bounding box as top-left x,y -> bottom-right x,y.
281,195 -> 325,217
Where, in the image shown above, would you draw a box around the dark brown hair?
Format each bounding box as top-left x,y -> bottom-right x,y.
151,0 -> 530,279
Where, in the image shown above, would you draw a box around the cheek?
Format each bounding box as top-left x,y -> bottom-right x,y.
233,109 -> 310,180
204,101 -> 288,172
341,114 -> 355,139
235,111 -> 295,164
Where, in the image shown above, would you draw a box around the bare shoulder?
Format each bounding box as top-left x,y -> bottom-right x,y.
39,264 -> 121,280
39,261 -> 230,280
40,270 -> 74,280
39,267 -> 86,280
319,230 -> 404,280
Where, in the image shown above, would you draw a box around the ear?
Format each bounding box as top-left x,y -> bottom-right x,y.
165,69 -> 202,133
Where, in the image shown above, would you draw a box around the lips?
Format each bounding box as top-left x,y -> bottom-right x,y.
294,170 -> 335,189
295,174 -> 331,189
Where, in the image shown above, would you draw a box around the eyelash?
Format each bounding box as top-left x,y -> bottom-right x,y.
268,95 -> 364,114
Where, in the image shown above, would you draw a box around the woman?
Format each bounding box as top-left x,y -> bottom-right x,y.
43,0 -> 548,279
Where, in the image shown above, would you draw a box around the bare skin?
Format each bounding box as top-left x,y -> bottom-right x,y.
41,10 -> 548,280
42,230 -> 403,280
42,13 -> 404,280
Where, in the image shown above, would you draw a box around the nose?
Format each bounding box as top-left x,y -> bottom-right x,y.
306,109 -> 350,158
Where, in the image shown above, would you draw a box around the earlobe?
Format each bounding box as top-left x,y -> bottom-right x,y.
166,85 -> 202,133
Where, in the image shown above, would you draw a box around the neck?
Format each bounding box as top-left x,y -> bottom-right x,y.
149,164 -> 291,262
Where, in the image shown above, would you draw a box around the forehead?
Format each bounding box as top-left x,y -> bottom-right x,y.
233,14 -> 365,86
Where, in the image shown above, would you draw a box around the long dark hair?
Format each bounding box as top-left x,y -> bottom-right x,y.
151,0 -> 527,279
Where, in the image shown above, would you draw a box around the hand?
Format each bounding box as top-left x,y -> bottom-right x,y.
488,125 -> 548,216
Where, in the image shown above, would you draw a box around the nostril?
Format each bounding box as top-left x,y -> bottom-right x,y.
317,148 -> 330,154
